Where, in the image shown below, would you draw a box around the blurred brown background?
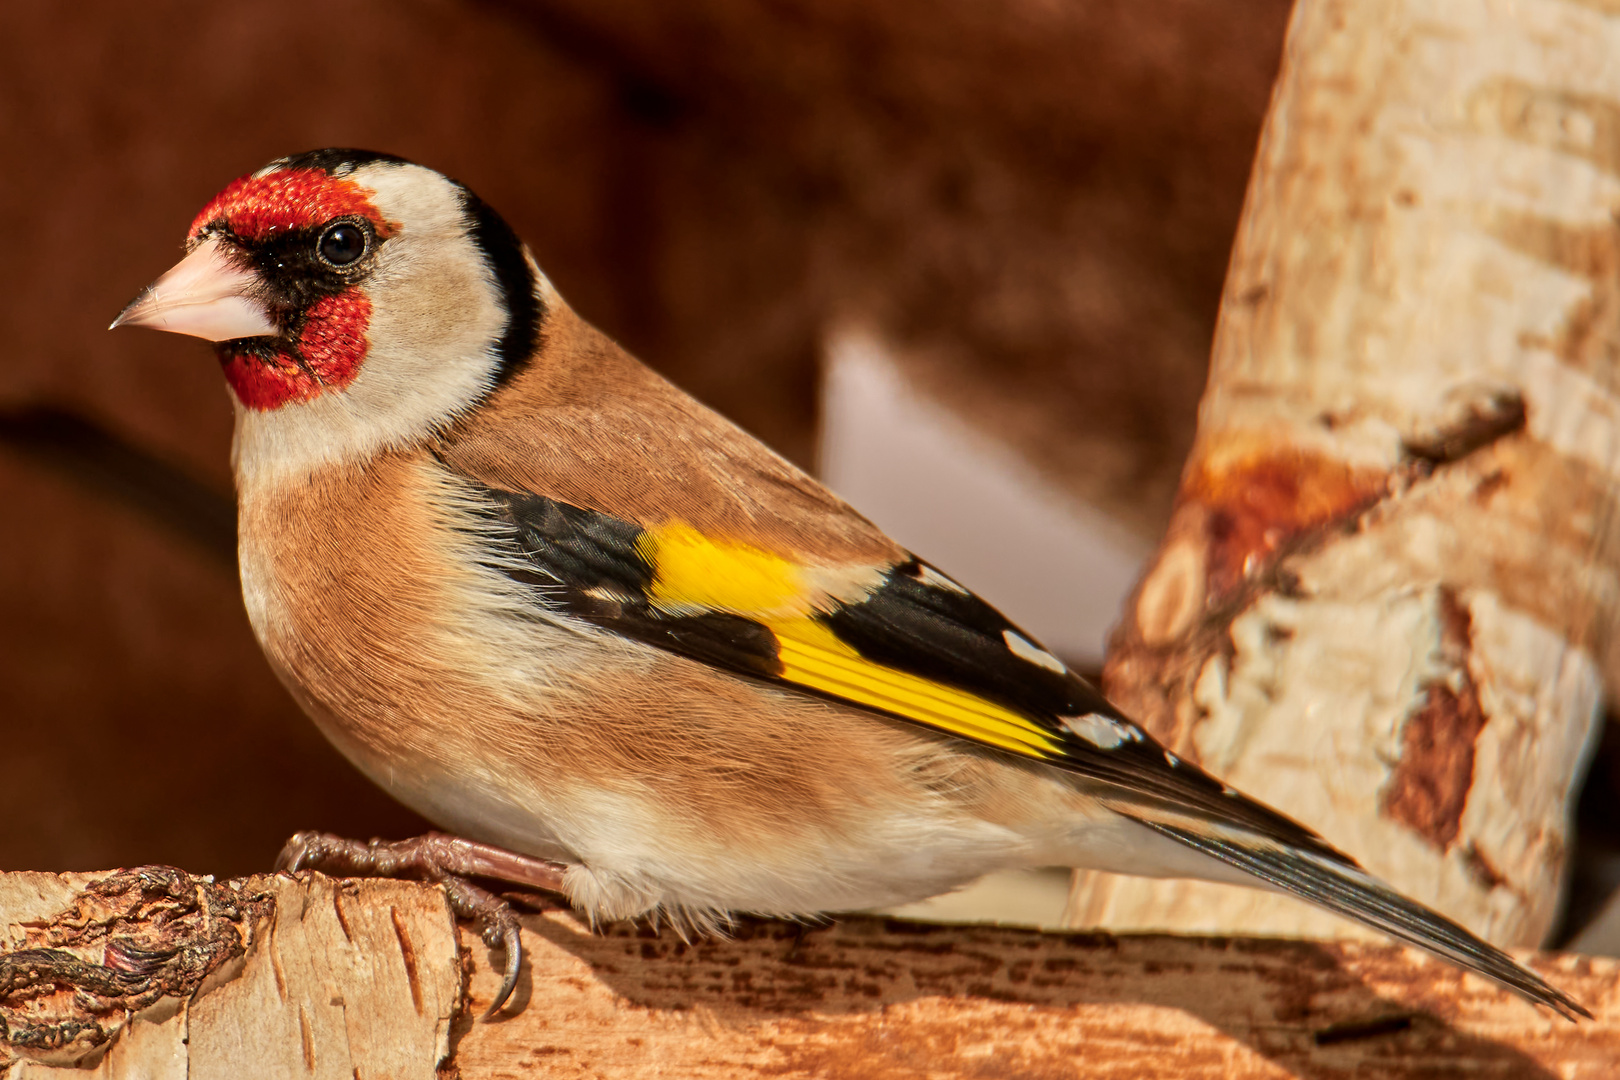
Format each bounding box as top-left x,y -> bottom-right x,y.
0,0 -> 1294,875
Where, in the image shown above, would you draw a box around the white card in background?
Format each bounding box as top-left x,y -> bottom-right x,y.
819,330 -> 1147,667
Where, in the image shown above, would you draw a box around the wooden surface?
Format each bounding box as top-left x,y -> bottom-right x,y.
0,871 -> 459,1080
3,870 -> 1618,1078
1071,0 -> 1620,947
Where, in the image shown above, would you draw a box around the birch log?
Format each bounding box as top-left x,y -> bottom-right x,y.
0,870 -> 461,1080
3,870 -> 1617,1079
1068,0 -> 1619,947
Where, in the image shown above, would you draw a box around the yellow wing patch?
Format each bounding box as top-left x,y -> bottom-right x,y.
635,520 -> 1062,760
768,619 -> 1065,760
637,521 -> 809,615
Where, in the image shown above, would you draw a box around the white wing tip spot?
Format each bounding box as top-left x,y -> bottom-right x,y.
916,563 -> 970,595
1062,712 -> 1142,750
1002,630 -> 1067,674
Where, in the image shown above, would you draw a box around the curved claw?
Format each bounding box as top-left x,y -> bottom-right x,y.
272,830 -> 554,1019
275,831 -> 318,873
482,922 -> 524,1020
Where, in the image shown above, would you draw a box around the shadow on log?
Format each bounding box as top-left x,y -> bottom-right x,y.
2,870 -> 1615,1078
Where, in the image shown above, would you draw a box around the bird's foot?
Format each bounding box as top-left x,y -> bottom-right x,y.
275,831 -> 569,1018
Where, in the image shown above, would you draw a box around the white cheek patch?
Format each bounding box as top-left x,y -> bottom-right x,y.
1063,712 -> 1143,750
1002,629 -> 1067,674
231,162 -> 514,487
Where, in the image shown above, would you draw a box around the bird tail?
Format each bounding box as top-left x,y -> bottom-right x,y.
1130,817 -> 1590,1020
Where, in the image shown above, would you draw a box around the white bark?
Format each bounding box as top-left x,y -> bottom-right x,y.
1070,0 -> 1619,946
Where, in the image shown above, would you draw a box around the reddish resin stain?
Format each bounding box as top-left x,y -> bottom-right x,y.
190,167 -> 394,242
1381,588 -> 1486,852
220,292 -> 373,411
1187,438 -> 1387,603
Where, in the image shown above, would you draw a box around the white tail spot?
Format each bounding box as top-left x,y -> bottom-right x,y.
1062,712 -> 1141,749
1002,630 -> 1066,674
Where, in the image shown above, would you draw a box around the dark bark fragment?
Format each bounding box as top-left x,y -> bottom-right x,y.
1381,589 -> 1488,851
0,868 -> 274,1058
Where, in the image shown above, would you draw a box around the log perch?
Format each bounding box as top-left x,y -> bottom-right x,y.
1,869 -> 1616,1078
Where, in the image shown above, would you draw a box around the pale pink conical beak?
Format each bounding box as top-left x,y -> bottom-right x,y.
110,238 -> 278,341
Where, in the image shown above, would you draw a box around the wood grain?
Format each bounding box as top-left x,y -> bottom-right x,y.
2,873 -> 459,1080
4,871 -> 1617,1078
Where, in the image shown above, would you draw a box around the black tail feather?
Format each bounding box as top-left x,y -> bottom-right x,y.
1140,820 -> 1590,1021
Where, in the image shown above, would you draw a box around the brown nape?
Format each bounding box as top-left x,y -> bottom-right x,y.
0,0 -> 1287,873
439,304 -> 905,565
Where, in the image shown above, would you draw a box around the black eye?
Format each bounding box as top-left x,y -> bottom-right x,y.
318,222 -> 367,266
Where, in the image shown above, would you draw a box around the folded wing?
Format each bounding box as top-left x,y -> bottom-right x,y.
468,483 -> 1586,1019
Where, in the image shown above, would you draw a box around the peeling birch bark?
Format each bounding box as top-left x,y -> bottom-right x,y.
4,871 -> 1617,1078
1069,0 -> 1618,947
1,871 -> 460,1080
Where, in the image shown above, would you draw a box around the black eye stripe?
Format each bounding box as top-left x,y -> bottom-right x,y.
222,218 -> 382,321
232,218 -> 376,270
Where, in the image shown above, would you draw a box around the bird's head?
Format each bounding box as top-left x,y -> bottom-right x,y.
114,150 -> 545,474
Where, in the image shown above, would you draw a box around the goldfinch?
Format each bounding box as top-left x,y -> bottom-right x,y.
112,149 -> 1586,1020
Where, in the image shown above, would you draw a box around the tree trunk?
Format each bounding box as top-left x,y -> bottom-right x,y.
1069,0 -> 1618,947
3,871 -> 1616,1079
